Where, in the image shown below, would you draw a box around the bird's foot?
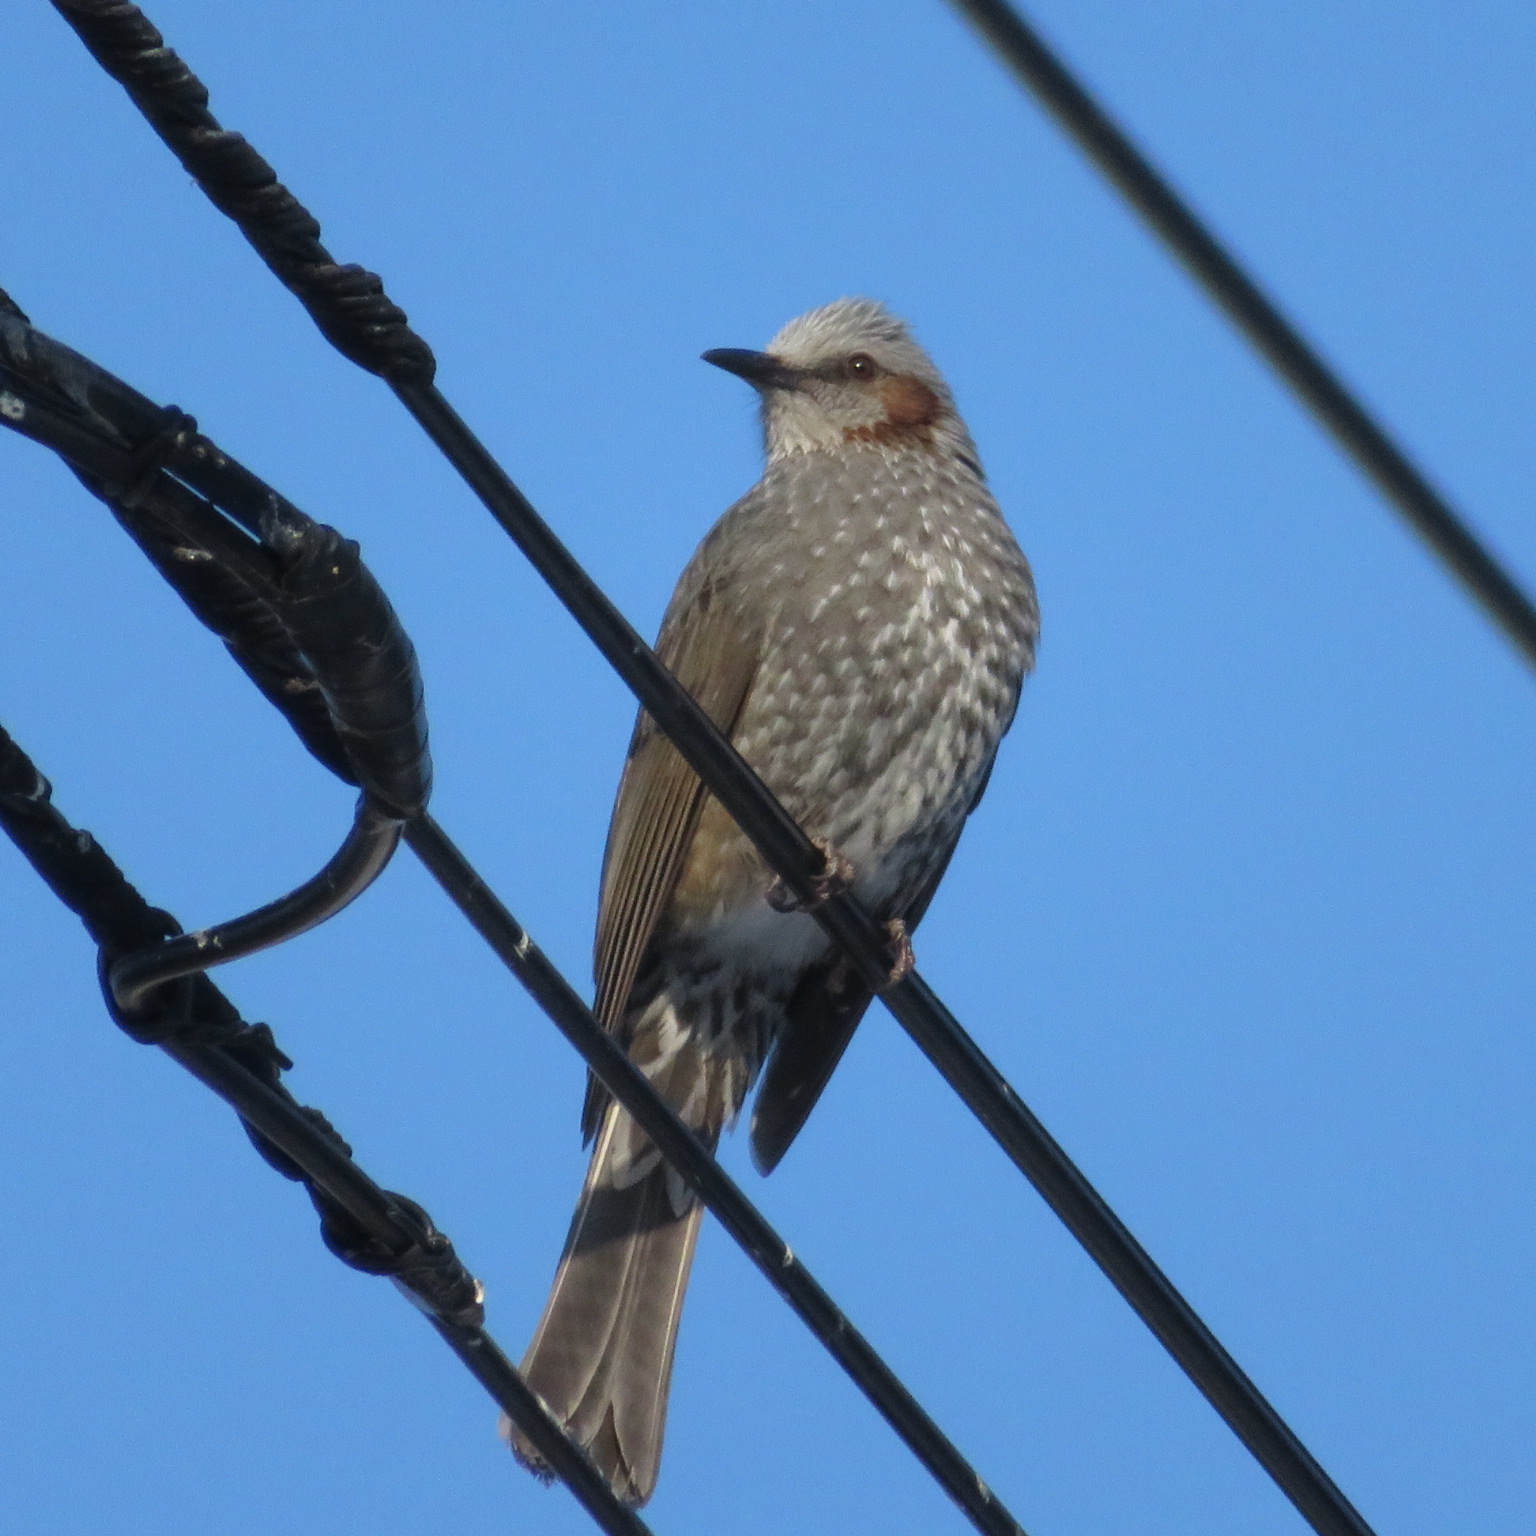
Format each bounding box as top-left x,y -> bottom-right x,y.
877,918 -> 916,992
766,838 -> 855,914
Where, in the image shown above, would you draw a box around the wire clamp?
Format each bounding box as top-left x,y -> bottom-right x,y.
319,1192 -> 486,1329
111,405 -> 197,510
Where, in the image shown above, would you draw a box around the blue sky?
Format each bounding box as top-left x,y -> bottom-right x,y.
2,3 -> 1532,1533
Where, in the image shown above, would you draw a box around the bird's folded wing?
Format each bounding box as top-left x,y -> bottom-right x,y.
584,583 -> 760,1139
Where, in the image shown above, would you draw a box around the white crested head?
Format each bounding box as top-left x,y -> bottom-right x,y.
703,298 -> 982,469
766,298 -> 943,386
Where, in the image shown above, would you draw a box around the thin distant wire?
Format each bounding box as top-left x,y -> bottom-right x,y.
946,0 -> 1536,672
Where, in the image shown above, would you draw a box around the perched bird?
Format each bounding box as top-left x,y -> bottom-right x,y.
511,298 -> 1039,1503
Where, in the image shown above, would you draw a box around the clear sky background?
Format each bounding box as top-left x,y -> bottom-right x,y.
2,3 -> 1532,1534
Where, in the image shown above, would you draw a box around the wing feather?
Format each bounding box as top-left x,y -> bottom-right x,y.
583,582 -> 760,1139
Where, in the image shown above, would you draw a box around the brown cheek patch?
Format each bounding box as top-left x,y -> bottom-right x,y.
842,374 -> 943,447
882,375 -> 942,428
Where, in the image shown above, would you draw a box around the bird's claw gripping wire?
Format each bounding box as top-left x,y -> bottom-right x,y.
878,918 -> 916,992
766,846 -> 913,989
766,837 -> 855,914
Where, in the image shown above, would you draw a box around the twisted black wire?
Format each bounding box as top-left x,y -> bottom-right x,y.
946,0 -> 1536,676
0,724 -> 653,1536
49,0 -> 434,386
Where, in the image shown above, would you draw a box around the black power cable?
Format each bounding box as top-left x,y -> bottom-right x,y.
946,0 -> 1536,675
107,796 -> 402,1013
38,4 -> 1390,1534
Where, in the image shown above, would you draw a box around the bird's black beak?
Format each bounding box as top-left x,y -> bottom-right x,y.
701,348 -> 798,392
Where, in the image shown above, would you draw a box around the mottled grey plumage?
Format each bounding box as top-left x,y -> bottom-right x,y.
510,298 -> 1039,1504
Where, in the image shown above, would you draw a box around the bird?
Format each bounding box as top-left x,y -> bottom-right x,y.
509,297 -> 1039,1504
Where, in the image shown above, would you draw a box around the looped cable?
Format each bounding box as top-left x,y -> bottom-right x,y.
0,721 -> 493,1343
96,939 -> 193,1045
107,794 -> 403,1020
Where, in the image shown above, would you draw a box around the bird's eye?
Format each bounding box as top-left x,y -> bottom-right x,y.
846,353 -> 877,378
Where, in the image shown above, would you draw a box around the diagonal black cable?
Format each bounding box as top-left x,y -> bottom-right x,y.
42,4 -> 1380,1533
946,0 -> 1536,673
0,722 -> 655,1536
0,297 -> 1032,1536
405,815 -> 1032,1536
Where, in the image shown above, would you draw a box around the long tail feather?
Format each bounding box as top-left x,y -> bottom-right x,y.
510,1103 -> 713,1506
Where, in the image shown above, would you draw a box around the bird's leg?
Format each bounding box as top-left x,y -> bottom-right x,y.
765,844 -> 913,987
766,837 -> 855,914
877,918 -> 916,992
